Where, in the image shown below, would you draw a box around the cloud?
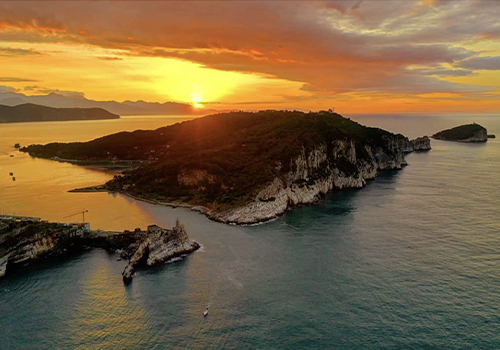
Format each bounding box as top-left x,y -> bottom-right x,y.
38,89 -> 86,98
0,47 -> 41,57
22,84 -> 86,98
96,56 -> 123,61
325,1 -> 365,15
410,67 -> 475,77
456,56 -> 500,71
1,0 -> 499,101
0,77 -> 38,82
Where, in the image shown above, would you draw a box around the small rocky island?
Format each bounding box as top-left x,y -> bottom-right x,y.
21,110 -> 431,225
0,216 -> 199,283
432,123 -> 489,143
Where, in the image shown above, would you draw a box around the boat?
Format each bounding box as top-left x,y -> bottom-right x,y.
203,308 -> 209,317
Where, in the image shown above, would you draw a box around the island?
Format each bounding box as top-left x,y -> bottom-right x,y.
0,103 -> 119,123
21,110 -> 431,225
432,123 -> 488,143
0,216 -> 199,283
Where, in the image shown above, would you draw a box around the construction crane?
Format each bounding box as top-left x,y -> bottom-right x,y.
63,209 -> 89,223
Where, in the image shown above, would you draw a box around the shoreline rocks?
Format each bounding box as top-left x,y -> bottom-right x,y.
0,216 -> 199,282
211,135 -> 429,225
78,134 -> 432,226
121,219 -> 199,283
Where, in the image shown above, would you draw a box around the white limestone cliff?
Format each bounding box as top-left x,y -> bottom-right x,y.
212,136 -> 427,225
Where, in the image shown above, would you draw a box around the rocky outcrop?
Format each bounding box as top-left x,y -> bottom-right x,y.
121,219 -> 199,283
395,135 -> 431,153
432,124 -> 488,143
0,217 -> 199,281
0,255 -> 8,278
410,136 -> 432,151
212,135 -> 426,225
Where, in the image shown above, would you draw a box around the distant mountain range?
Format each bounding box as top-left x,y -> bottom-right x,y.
0,91 -> 215,116
0,103 -> 119,123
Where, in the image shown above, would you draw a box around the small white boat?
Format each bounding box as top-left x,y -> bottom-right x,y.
203,308 -> 209,317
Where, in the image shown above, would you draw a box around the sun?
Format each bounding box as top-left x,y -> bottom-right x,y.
190,93 -> 203,108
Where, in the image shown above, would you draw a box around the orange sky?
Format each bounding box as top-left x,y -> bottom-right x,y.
1,0 -> 500,114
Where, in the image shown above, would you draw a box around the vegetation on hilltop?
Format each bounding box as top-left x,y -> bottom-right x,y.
22,110 -> 400,210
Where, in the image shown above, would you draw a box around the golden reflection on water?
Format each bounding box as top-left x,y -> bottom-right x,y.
65,256 -> 151,350
0,115 -> 195,231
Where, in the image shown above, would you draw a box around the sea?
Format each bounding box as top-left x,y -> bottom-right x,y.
0,113 -> 499,349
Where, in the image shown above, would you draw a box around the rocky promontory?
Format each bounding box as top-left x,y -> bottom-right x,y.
21,110 -> 431,225
432,123 -> 488,143
397,135 -> 432,153
0,216 -> 199,281
121,219 -> 199,283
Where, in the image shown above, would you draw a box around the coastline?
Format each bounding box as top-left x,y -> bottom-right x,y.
0,216 -> 200,282
50,156 -> 146,169
69,174 -> 368,226
69,184 -> 213,218
68,138 -> 431,225
72,184 -> 299,226
26,111 -> 432,225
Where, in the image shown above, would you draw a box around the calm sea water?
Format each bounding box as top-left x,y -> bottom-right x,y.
1,114 -> 499,349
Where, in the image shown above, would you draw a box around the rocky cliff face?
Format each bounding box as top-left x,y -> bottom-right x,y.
212,135 -> 428,225
411,136 -> 432,151
0,220 -> 91,277
0,255 -> 8,278
396,135 -> 432,153
0,217 -> 199,281
461,129 -> 487,142
121,219 -> 199,283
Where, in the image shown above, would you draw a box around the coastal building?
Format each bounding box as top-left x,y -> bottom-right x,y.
68,222 -> 91,231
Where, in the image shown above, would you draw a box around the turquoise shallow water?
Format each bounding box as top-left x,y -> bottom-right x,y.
1,115 -> 500,349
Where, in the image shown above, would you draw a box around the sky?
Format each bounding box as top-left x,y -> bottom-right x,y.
1,0 -> 500,114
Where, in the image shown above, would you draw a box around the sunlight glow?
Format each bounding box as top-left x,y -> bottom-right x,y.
191,94 -> 202,103
0,42 -> 306,108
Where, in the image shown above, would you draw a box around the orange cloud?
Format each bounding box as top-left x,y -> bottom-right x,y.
0,0 -> 499,113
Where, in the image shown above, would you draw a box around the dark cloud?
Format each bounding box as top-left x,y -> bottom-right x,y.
0,47 -> 42,57
457,56 -> 500,71
0,77 -> 38,82
410,67 -> 475,77
325,1 -> 365,15
96,56 -> 123,61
